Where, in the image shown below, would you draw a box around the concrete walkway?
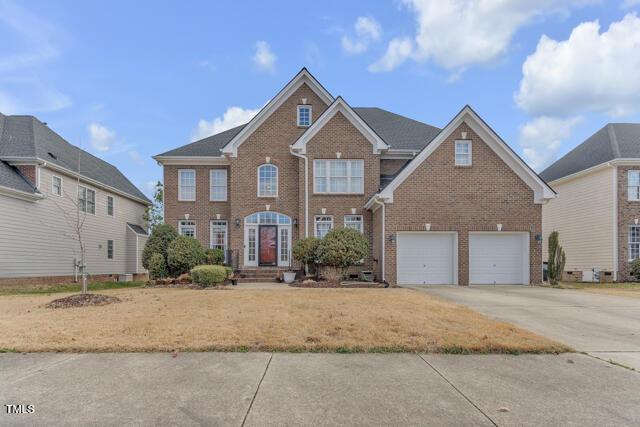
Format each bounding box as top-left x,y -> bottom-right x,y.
413,285 -> 640,370
1,352 -> 638,426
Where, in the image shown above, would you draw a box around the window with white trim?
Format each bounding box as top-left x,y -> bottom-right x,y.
258,164 -> 278,197
344,215 -> 363,233
210,220 -> 227,252
52,175 -> 62,196
280,228 -> 289,263
297,105 -> 312,127
178,169 -> 196,201
628,171 -> 640,201
315,215 -> 333,238
107,196 -> 114,216
178,220 -> 196,237
107,240 -> 114,260
630,226 -> 640,260
78,186 -> 96,214
210,169 -> 227,201
455,140 -> 472,166
314,160 -> 364,194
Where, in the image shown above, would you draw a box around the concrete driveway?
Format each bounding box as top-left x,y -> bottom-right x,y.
414,285 -> 640,370
1,352 -> 639,426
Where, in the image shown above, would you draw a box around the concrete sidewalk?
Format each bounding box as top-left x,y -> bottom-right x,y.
1,352 -> 639,426
414,285 -> 640,370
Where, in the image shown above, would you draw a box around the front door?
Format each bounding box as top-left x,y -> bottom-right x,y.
259,225 -> 278,266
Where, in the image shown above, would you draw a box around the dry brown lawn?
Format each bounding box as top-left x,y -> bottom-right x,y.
0,287 -> 570,353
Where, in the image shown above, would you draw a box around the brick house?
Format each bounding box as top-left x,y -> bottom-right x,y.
541,123 -> 640,282
155,69 -> 554,285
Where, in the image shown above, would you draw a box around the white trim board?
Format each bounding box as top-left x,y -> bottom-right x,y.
291,97 -> 388,154
222,68 -> 334,157
375,105 -> 556,205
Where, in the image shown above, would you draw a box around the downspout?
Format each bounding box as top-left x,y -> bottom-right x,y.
374,198 -> 386,283
290,149 -> 309,237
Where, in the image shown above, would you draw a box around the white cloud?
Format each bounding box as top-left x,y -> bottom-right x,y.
252,41 -> 276,72
622,0 -> 640,9
128,150 -> 144,166
516,14 -> 640,117
341,16 -> 382,55
0,1 -> 70,113
371,0 -> 594,73
192,106 -> 260,141
519,116 -> 582,171
368,38 -> 413,72
88,123 -> 117,152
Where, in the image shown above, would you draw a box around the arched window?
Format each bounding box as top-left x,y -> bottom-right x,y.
258,164 -> 278,197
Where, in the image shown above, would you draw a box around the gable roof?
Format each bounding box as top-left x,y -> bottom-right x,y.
221,68 -> 334,157
290,97 -> 389,154
155,108 -> 441,159
540,123 -> 640,182
127,223 -> 149,236
368,105 -> 556,206
0,113 -> 150,204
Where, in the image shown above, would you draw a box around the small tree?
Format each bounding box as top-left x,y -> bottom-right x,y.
148,253 -> 168,279
292,237 -> 321,276
630,259 -> 640,281
167,236 -> 206,276
142,224 -> 178,272
143,181 -> 164,231
317,228 -> 368,280
548,231 -> 566,285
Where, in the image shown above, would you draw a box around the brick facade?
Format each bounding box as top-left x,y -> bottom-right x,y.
382,123 -> 543,286
616,166 -> 640,281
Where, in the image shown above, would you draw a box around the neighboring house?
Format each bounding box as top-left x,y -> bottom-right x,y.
0,113 -> 150,285
541,123 -> 640,282
155,68 -> 554,285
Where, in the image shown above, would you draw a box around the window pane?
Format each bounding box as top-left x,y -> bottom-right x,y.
258,165 -> 277,196
315,160 -> 327,177
331,161 -> 347,177
629,171 -> 640,186
350,177 -> 363,193
344,215 -> 363,233
330,177 -> 348,193
350,160 -> 363,177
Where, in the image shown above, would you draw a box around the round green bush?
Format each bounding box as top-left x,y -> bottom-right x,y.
204,248 -> 225,265
292,237 -> 320,274
191,265 -> 229,286
631,259 -> 640,280
317,227 -> 368,278
148,252 -> 168,279
142,224 -> 178,271
167,236 -> 206,276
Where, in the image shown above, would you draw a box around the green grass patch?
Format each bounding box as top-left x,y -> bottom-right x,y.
0,280 -> 145,296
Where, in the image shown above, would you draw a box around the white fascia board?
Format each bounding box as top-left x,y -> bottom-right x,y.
0,184 -> 43,202
1,156 -> 45,165
291,97 -> 389,154
548,158 -> 640,186
222,69 -> 334,157
379,106 -> 555,204
153,155 -> 229,166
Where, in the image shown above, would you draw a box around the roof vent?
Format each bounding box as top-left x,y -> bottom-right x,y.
47,152 -> 57,159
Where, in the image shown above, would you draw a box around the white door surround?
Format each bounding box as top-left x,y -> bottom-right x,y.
469,232 -> 529,285
243,211 -> 292,267
396,231 -> 458,285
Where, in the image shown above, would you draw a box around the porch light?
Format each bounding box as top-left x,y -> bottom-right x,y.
497,223 -> 503,231
425,223 -> 431,231
235,218 -> 241,227
293,218 -> 298,227
635,219 -> 639,225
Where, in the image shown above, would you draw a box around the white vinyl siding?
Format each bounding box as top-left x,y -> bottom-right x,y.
314,215 -> 333,238
314,160 -> 364,194
178,169 -> 196,201
210,169 -> 227,201
258,164 -> 278,197
542,166 -> 615,272
0,166 -> 147,278
628,170 -> 640,201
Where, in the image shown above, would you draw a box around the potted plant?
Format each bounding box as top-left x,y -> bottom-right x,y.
283,270 -> 296,284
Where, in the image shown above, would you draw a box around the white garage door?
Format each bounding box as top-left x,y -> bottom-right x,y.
396,233 -> 456,285
469,233 -> 529,285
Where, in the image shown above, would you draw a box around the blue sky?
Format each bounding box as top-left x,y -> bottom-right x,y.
1,0 -> 639,196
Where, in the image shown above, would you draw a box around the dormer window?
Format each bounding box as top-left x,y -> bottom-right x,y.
297,105 -> 312,127
455,140 -> 472,166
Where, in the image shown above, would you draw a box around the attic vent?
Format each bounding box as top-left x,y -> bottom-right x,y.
47,152 -> 57,159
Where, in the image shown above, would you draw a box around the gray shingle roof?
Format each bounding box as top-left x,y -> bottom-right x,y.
0,113 -> 150,203
540,123 -> 640,182
127,223 -> 149,235
156,108 -> 441,157
0,160 -> 37,194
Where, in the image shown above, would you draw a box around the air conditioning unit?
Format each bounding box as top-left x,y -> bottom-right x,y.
118,274 -> 133,282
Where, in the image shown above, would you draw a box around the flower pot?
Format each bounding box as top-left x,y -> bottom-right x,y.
283,271 -> 296,284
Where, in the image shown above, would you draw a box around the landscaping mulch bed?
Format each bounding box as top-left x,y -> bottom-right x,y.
290,279 -> 388,288
45,293 -> 121,309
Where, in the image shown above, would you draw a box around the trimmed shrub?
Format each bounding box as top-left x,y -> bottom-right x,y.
204,248 -> 225,265
142,224 -> 178,271
167,236 -> 206,276
631,259 -> 640,280
148,252 -> 168,280
292,237 -> 321,275
317,228 -> 369,280
191,265 -> 229,286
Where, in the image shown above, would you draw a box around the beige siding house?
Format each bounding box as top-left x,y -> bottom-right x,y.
0,113 -> 150,285
541,123 -> 640,282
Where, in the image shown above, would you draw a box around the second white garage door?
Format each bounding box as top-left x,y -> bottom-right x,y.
469,233 -> 529,285
396,232 -> 457,285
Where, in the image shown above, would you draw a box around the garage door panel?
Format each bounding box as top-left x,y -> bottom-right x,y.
397,233 -> 456,285
469,233 -> 528,285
